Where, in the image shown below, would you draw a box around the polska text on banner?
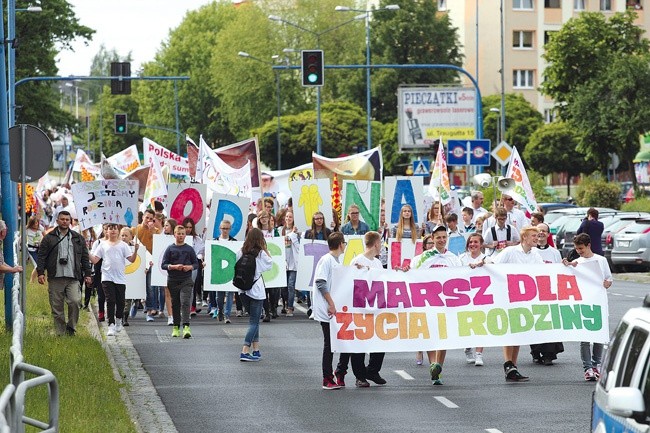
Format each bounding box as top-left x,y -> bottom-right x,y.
71,179 -> 139,230
312,147 -> 383,182
329,261 -> 609,353
143,137 -> 190,178
428,139 -> 452,204
106,144 -> 141,174
506,146 -> 538,213
199,136 -> 252,198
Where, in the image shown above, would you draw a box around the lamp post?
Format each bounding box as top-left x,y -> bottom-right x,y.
238,51 -> 283,169
84,99 -> 93,153
7,1 -> 42,126
490,107 -> 501,145
335,4 -> 400,150
65,82 -> 91,120
268,14 -> 365,155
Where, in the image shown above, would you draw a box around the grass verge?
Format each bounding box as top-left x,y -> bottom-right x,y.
0,267 -> 137,433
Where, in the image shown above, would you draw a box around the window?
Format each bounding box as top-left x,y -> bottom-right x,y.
599,321 -> 629,388
574,0 -> 586,9
618,327 -> 648,387
438,0 -> 447,11
513,70 -> 535,88
601,0 -> 612,10
627,1 -> 643,10
514,0 -> 533,10
545,0 -> 561,7
544,109 -> 556,123
513,31 -> 534,49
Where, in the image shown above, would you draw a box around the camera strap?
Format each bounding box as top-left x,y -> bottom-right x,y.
42,229 -> 70,264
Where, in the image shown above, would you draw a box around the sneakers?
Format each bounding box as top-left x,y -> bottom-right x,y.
366,373 -> 387,385
593,366 -> 601,379
224,317 -> 231,324
429,362 -> 442,382
129,304 -> 137,318
322,376 -> 341,390
335,371 -> 346,387
355,379 -> 370,388
432,379 -> 443,385
218,311 -> 224,322
240,352 -> 260,362
286,308 -> 294,317
115,319 -> 123,333
190,306 -> 197,317
212,309 -> 219,319
122,320 -> 129,327
236,310 -> 243,317
465,348 -> 475,364
107,324 -> 116,336
182,325 -> 192,339
98,312 -> 105,322
146,314 -> 155,322
474,352 -> 484,366
505,363 -> 529,382
584,368 -> 597,381
167,316 -> 174,326
252,350 -> 261,359
202,301 -> 209,307
171,326 -> 180,338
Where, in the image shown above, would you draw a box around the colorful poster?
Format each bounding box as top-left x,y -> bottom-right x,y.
200,136 -> 252,198
167,183 -> 208,235
342,180 -> 382,231
388,239 -> 425,270
125,247 -> 147,299
506,146 -> 538,213
329,261 -> 609,353
106,144 -> 141,173
384,176 -> 425,225
143,137 -> 190,178
71,179 -> 139,230
428,140 -> 452,205
295,236 -> 364,291
205,192 -> 250,241
290,179 -> 333,232
313,147 -> 383,182
151,234 -> 193,287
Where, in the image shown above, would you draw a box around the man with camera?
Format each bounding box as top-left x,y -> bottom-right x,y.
37,210 -> 92,336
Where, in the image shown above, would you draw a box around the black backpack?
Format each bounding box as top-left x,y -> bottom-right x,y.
233,250 -> 259,291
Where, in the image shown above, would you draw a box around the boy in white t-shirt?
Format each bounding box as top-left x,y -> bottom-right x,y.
349,231 -> 387,387
563,233 -> 612,382
313,232 -> 347,390
89,224 -> 139,337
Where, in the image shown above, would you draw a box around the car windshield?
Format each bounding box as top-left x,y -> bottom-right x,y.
621,221 -> 650,234
605,219 -> 637,235
562,217 -> 585,232
545,213 -> 569,226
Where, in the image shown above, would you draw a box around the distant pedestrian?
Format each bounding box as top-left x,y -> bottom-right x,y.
576,208 -> 604,256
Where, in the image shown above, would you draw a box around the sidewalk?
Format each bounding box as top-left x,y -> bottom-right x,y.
614,272 -> 650,284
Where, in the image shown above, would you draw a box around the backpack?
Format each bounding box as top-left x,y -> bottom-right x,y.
232,250 -> 260,291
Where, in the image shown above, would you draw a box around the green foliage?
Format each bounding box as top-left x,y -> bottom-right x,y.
377,120 -> 409,176
575,175 -> 622,209
88,87 -> 142,158
621,198 -> 650,212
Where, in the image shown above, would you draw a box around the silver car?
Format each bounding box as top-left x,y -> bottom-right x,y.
611,218 -> 650,271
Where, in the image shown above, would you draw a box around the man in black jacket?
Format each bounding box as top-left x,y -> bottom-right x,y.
37,211 -> 92,336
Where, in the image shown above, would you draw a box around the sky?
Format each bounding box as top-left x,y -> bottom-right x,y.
56,0 -> 215,76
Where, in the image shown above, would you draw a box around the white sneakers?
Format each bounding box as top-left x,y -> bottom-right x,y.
107,324 -> 116,336
474,352 -> 484,366
465,348 -> 475,364
167,316 -> 174,326
115,318 -> 123,333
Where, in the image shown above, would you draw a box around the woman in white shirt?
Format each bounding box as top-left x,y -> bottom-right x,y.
279,210 -> 300,317
459,233 -> 487,366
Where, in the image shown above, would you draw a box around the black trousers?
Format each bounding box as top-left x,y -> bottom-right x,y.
102,281 -> 125,325
320,321 -> 364,380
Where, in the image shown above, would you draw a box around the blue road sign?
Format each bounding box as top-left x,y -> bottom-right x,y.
447,139 -> 491,166
412,159 -> 430,176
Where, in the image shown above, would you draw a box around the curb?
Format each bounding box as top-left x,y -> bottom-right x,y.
614,273 -> 650,284
86,304 -> 178,433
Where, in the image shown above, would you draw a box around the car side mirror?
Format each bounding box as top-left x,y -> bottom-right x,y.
607,387 -> 645,423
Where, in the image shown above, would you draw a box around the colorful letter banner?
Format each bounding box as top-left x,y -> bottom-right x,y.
290,179 -> 333,232
151,234 -> 193,286
205,192 -> 250,241
143,137 -> 190,178
71,179 -> 139,230
342,180 -> 382,231
204,238 -> 287,291
329,261 -> 609,353
388,239 -> 424,270
295,236 -> 365,291
167,183 -> 207,235
384,176 -> 425,225
125,247 -> 147,299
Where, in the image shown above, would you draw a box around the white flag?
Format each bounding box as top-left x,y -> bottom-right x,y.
199,137 -> 252,197
505,146 -> 537,214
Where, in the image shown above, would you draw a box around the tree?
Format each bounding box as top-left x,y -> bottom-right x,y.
15,0 -> 94,132
524,122 -> 596,196
87,45 -> 132,102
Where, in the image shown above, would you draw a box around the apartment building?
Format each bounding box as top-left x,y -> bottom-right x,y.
440,0 -> 647,120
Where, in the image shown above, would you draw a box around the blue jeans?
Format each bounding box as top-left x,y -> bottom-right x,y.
286,270 -> 297,309
217,291 -> 234,317
145,269 -> 157,311
241,294 -> 263,346
580,342 -> 604,370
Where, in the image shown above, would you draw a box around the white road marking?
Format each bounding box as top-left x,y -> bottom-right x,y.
485,429 -> 503,433
394,370 -> 414,380
434,396 -> 458,408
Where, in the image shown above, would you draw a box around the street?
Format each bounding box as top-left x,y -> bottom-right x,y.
121,280 -> 647,433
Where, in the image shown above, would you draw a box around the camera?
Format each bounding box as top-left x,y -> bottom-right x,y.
59,258 -> 68,265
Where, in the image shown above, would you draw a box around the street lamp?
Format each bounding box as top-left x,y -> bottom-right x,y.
84,99 -> 93,153
238,51 -> 283,170
268,14 -> 364,155
335,4 -> 400,150
7,1 -> 42,126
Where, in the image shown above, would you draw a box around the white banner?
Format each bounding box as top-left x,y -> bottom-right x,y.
151,234 -> 193,286
329,261 -> 609,353
506,146 -> 538,214
200,136 -> 252,198
71,179 -> 139,230
205,192 -> 250,241
143,137 -> 189,178
125,247 -> 147,299
106,144 -> 140,173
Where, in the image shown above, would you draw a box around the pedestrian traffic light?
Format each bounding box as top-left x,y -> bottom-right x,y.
301,50 -> 324,87
114,113 -> 127,134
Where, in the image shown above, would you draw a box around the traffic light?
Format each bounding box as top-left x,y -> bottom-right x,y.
301,50 -> 324,87
114,113 -> 127,134
111,62 -> 131,95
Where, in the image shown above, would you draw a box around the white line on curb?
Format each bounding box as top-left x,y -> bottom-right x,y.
434,396 -> 458,408
394,370 -> 414,380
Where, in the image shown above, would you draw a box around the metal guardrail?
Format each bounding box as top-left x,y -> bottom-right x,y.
0,236 -> 59,432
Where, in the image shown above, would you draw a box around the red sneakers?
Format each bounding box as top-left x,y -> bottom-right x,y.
98,312 -> 105,322
335,371 -> 346,387
322,376 -> 341,390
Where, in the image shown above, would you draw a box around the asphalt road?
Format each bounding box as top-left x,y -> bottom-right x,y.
124,281 -> 648,433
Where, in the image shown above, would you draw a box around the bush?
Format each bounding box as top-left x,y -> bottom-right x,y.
575,175 -> 621,209
621,198 -> 650,212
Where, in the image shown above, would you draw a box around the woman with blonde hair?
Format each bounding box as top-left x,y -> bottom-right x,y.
391,204 -> 420,243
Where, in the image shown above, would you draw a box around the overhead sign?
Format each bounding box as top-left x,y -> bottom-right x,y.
398,87 -> 477,151
447,139 -> 491,166
491,140 -> 513,166
412,159 -> 430,176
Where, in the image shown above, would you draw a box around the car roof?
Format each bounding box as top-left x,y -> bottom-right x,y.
546,207 -> 618,216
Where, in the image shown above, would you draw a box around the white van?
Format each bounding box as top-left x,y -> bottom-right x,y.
592,295 -> 650,432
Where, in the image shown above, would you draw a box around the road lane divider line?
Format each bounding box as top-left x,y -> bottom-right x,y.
394,370 -> 414,380
434,396 -> 459,408
485,429 -> 503,433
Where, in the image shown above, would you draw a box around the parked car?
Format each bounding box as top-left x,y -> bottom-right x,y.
547,208 -> 618,255
537,202 -> 577,215
611,218 -> 650,271
591,295 -> 650,432
601,213 -> 650,271
546,207 -> 617,236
